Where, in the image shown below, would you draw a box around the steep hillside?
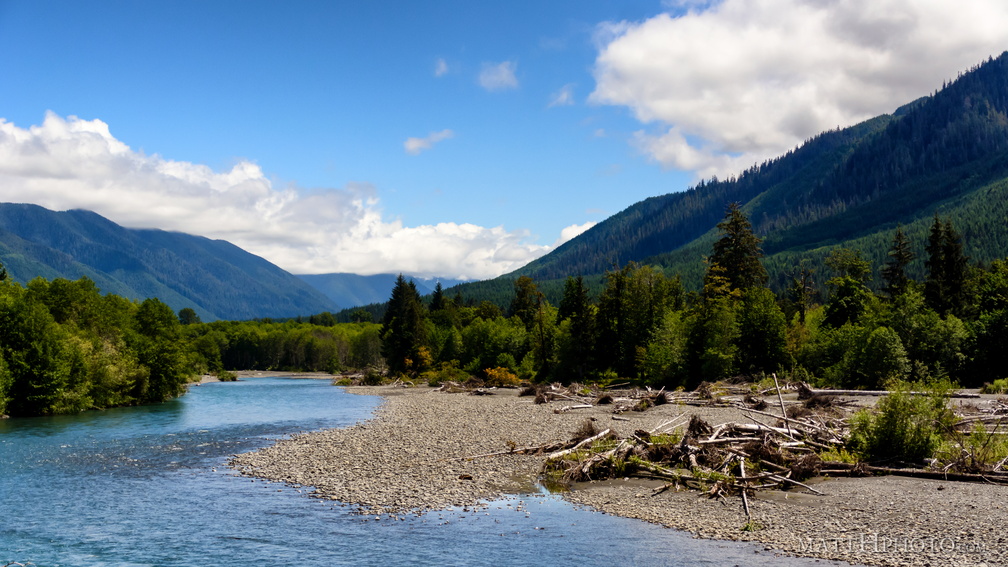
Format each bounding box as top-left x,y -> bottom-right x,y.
457,52 -> 1008,301
0,204 -> 337,320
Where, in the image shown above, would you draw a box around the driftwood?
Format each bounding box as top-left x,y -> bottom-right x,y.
738,456 -> 751,519
443,380 -> 1006,525
819,462 -> 1008,484
544,429 -> 612,460
542,414 -> 838,503
554,404 -> 593,413
773,373 -> 793,439
805,388 -> 981,398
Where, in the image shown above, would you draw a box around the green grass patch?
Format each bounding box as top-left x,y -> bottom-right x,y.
981,377 -> 1008,394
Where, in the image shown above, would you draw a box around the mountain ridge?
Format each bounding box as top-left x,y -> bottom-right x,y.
0,203 -> 337,320
446,52 -> 1008,304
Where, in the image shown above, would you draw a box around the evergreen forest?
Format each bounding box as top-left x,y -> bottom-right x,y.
377,207 -> 1008,392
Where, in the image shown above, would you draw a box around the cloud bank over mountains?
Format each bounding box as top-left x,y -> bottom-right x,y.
0,112 -> 557,280
4,2 -> 1008,282
592,0 -> 1008,180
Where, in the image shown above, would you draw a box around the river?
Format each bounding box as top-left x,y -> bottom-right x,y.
0,377 -> 849,566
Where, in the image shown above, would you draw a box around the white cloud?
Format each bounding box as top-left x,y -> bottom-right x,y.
553,221 -> 597,247
0,113 -> 548,279
592,0 -> 1008,179
434,58 -> 449,77
404,129 -> 454,155
548,84 -> 575,107
479,61 -> 519,91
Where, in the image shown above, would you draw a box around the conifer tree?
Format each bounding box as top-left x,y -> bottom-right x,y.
556,276 -> 595,381
429,282 -> 446,312
882,225 -> 914,299
380,274 -> 427,375
925,216 -> 968,315
508,276 -> 540,331
705,203 -> 767,294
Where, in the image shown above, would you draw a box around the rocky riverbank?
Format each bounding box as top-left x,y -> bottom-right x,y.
229,385 -> 1006,567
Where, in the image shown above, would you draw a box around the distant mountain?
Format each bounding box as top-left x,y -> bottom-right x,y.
0,203 -> 338,321
297,273 -> 466,310
454,52 -> 1008,303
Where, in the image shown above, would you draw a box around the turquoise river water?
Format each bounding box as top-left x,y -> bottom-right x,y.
0,377 -> 851,566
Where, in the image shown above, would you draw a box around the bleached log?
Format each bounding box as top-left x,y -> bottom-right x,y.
545,429 -> 612,460
806,388 -> 980,398
738,456 -> 751,520
767,473 -> 824,495
555,404 -> 593,413
773,373 -> 793,439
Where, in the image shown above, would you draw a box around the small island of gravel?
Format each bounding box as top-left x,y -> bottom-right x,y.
230,384 -> 1006,567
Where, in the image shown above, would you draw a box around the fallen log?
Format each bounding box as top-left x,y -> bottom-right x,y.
738,456 -> 751,520
773,373 -> 793,439
820,461 -> 1008,484
554,404 -> 593,413
806,388 -> 980,398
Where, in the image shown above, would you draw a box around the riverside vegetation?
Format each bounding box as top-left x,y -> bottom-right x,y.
0,261 -> 383,417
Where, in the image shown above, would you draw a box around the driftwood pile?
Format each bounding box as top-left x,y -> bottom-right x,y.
530,380 -> 1008,523
541,409 -> 838,509
435,376 -> 1008,507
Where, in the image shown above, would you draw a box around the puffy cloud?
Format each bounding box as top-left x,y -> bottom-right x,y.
434,58 -> 449,77
592,0 -> 1008,179
548,84 -> 575,107
404,129 -> 454,155
0,113 -> 548,279
554,221 -> 597,246
479,61 -> 519,91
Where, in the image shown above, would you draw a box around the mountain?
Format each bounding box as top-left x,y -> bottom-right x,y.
453,52 -> 1008,303
297,273 -> 467,310
0,203 -> 338,321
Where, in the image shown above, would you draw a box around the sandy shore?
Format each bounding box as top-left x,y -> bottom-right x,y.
229,385 -> 1006,567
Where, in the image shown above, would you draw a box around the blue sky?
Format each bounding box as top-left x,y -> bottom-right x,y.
2,1 -> 1007,279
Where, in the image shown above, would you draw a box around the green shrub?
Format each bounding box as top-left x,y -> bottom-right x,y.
849,379 -> 956,465
420,361 -> 470,387
360,369 -> 386,385
980,377 -> 1008,394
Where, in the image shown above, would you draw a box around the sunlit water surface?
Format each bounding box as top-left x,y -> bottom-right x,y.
1,378 -> 847,566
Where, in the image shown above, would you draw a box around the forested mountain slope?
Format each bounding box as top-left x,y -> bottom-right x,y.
455,52 -> 1008,301
0,203 -> 338,320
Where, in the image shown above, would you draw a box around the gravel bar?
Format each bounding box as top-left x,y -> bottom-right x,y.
229,385 -> 1007,567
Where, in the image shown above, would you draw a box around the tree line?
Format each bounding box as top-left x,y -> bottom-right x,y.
5,201 -> 1004,416
0,274 -> 191,416
0,265 -> 383,417
381,205 -> 1008,389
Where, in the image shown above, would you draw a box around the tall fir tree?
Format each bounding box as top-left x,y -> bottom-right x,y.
508,275 -> 540,331
881,225 -> 914,299
556,276 -> 595,381
380,274 -> 428,375
925,216 -> 968,315
429,282 -> 446,312
705,203 -> 767,294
